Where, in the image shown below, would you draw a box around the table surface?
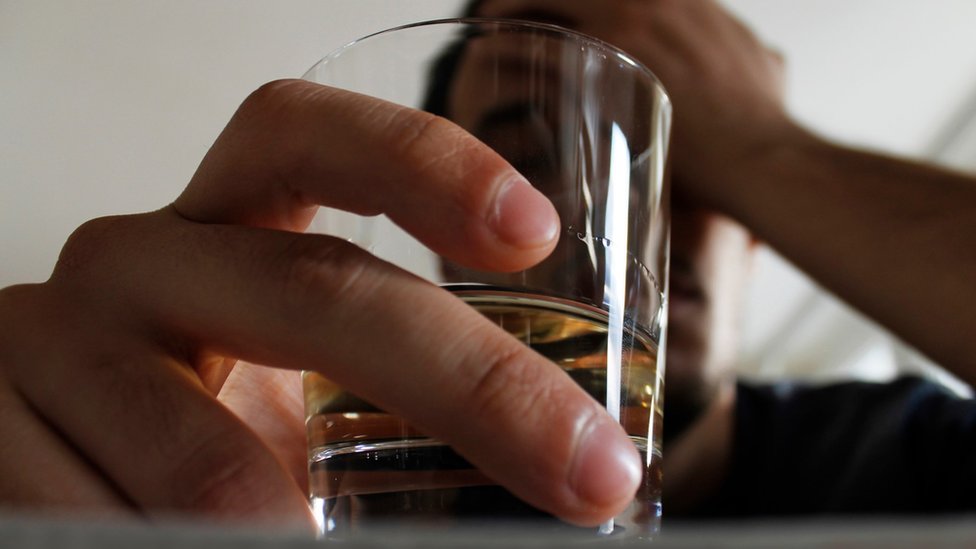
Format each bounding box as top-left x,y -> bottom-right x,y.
3,515 -> 976,548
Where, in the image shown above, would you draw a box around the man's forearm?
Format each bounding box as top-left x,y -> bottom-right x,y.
722,127 -> 976,381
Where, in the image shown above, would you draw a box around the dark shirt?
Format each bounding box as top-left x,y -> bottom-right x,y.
696,377 -> 976,517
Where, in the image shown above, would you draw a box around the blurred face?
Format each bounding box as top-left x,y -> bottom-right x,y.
457,0 -> 757,436
665,198 -> 753,434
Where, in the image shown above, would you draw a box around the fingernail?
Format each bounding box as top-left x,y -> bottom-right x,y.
569,417 -> 643,508
489,175 -> 559,248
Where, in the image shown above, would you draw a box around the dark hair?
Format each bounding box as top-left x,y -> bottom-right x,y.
460,0 -> 486,16
421,0 -> 485,116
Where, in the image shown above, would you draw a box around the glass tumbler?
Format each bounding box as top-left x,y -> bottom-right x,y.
301,18 -> 671,540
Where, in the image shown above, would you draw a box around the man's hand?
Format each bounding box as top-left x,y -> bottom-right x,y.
0,80 -> 642,527
479,0 -> 792,208
481,0 -> 976,380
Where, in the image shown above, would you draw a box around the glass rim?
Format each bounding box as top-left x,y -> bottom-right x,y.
303,16 -> 671,104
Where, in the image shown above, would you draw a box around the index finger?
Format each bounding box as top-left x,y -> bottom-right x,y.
174,79 -> 560,273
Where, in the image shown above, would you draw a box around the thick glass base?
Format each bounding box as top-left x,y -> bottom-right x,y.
309,438 -> 661,540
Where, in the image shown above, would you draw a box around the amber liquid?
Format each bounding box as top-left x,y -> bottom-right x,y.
304,287 -> 663,538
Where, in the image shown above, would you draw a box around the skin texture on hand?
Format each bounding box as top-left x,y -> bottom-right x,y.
0,80 -> 641,527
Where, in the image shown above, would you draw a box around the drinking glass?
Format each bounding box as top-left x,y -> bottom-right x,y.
301,18 -> 671,540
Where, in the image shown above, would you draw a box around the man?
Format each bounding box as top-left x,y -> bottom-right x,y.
458,0 -> 976,517
0,0 -> 974,529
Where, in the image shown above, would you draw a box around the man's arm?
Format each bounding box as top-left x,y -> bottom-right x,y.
607,0 -> 976,382
722,129 -> 976,381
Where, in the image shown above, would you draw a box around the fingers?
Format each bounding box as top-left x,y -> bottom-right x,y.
174,79 -> 559,273
58,211 -> 641,525
217,364 -> 308,491
165,80 -> 637,522
22,71 -> 625,525
26,351 -> 312,526
0,376 -> 130,514
1,286 -> 312,527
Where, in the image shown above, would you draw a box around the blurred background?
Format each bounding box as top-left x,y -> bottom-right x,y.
3,0 -> 976,387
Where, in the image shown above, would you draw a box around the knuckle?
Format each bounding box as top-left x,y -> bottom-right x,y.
230,79 -> 341,184
236,79 -> 315,123
388,110 -> 471,178
276,236 -> 382,321
468,343 -> 553,421
232,80 -> 325,152
53,215 -> 130,281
